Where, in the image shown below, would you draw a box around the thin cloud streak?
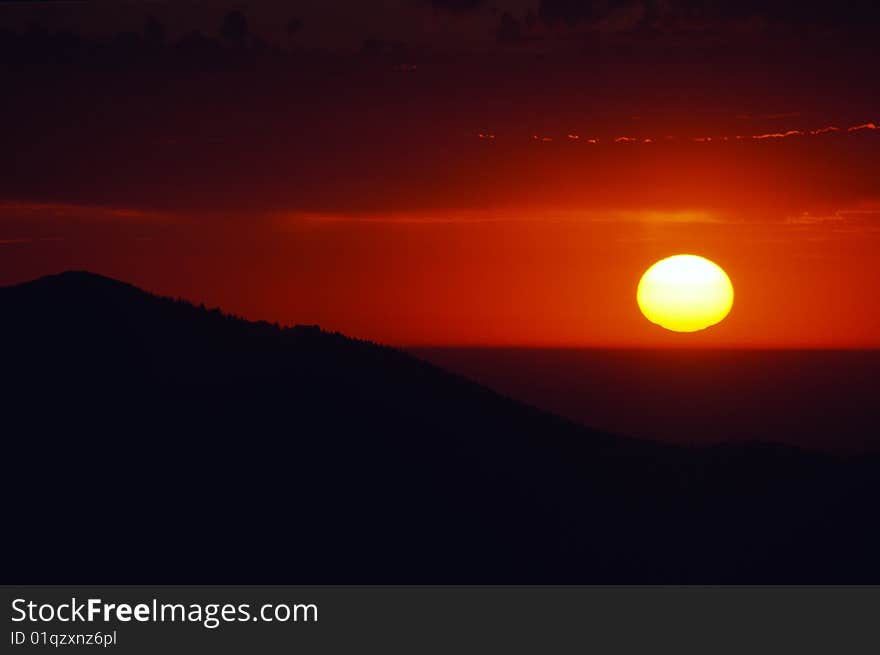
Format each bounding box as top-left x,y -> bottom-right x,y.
0,200 -> 172,222
276,208 -> 728,226
478,119 -> 878,145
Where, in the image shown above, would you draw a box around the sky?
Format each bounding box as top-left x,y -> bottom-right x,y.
1,1 -> 879,346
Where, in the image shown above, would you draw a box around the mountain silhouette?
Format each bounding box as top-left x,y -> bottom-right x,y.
3,271 -> 879,583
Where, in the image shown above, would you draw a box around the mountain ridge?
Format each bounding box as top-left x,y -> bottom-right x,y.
2,271 -> 878,583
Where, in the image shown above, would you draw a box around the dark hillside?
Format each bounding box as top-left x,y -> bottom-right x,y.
3,272 -> 878,583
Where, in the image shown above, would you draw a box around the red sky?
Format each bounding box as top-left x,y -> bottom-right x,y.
2,1 -> 879,347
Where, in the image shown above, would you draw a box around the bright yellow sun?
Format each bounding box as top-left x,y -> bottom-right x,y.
637,254 -> 734,332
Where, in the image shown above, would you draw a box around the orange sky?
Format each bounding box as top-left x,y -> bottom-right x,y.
2,11 -> 879,348
2,187 -> 879,347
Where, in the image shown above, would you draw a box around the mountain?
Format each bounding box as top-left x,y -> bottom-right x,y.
2,271 -> 879,583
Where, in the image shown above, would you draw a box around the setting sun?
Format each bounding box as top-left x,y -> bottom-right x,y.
637,255 -> 734,332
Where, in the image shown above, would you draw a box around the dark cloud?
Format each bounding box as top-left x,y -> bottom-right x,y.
2,1 -> 877,55
427,0 -> 485,13
285,18 -> 302,38
497,11 -> 541,44
219,10 -> 248,45
496,12 -> 522,42
361,38 -> 408,57
538,0 -> 600,26
534,0 -> 880,35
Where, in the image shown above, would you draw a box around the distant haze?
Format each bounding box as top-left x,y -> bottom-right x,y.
412,347 -> 880,453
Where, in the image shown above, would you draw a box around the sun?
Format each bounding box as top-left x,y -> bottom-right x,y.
637,254 -> 734,332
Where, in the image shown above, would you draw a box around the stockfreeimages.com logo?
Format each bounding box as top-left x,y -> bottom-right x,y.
11,598 -> 318,630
